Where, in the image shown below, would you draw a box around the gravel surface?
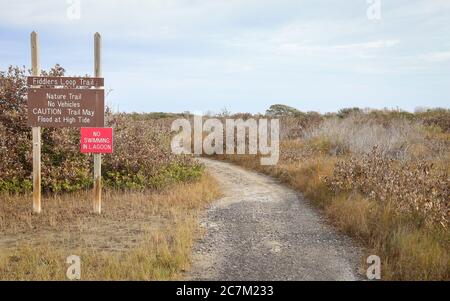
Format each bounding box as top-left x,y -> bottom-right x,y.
188,158 -> 363,281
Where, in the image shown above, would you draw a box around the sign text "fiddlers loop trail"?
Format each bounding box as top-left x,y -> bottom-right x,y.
27,76 -> 104,88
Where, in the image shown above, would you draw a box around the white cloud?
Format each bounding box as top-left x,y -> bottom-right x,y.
419,51 -> 450,63
332,40 -> 399,50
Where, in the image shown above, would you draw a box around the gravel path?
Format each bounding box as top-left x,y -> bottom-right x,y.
188,158 -> 363,281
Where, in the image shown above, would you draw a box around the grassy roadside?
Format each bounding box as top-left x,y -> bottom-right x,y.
213,151 -> 449,280
0,173 -> 221,280
1,65 -> 221,280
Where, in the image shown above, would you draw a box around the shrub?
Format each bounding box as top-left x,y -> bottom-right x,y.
327,147 -> 449,228
214,106 -> 450,280
416,108 -> 450,132
0,65 -> 201,193
337,107 -> 362,119
265,104 -> 304,117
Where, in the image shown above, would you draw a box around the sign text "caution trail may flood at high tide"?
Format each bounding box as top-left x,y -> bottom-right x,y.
27,88 -> 104,127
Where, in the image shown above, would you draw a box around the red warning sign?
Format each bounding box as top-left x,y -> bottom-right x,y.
80,127 -> 113,154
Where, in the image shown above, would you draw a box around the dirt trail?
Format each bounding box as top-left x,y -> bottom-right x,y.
188,158 -> 363,281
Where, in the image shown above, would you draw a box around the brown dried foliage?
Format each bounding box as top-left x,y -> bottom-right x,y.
0,66 -> 201,193
328,147 -> 449,228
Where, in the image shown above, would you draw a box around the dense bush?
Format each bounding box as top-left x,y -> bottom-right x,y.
265,104 -> 304,117
416,108 -> 450,133
104,114 -> 203,190
328,147 -> 449,228
0,65 -> 201,193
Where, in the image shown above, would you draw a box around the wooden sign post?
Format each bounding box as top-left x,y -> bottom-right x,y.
31,31 -> 41,214
27,32 -> 105,214
93,32 -> 102,214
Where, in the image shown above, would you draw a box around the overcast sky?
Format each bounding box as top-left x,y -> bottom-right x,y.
0,0 -> 449,113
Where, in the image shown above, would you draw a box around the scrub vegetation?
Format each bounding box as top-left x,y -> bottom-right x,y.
0,65 -> 202,193
0,65 -> 220,280
214,105 -> 450,280
1,64 -> 449,280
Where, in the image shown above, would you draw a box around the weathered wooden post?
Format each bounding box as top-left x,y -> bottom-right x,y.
31,31 -> 41,214
93,32 -> 102,214
27,33 -> 106,214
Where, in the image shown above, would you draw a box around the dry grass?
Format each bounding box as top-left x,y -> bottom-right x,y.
0,173 -> 221,280
213,129 -> 450,280
304,115 -> 435,160
208,109 -> 449,280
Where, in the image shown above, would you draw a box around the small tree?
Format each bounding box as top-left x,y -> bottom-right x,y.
337,107 -> 361,119
266,104 -> 304,117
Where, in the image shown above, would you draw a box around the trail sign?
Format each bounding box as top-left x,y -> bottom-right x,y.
27,88 -> 104,127
27,31 -> 105,214
80,127 -> 113,154
27,76 -> 104,88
